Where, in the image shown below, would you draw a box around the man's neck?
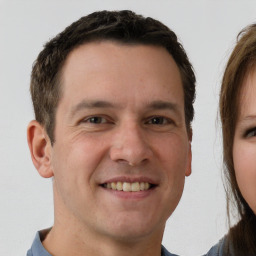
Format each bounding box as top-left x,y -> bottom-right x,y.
42,223 -> 164,256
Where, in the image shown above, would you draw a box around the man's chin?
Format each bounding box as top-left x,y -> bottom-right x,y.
98,218 -> 165,244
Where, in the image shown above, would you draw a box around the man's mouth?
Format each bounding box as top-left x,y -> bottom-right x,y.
101,181 -> 155,192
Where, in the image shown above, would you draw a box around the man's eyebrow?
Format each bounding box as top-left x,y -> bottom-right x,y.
70,100 -> 115,116
147,101 -> 179,112
69,100 -> 179,117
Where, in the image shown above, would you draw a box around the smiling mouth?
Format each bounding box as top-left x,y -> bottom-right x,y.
101,182 -> 156,192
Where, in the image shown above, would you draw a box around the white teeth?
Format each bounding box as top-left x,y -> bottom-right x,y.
140,182 -> 145,191
123,182 -> 131,192
131,182 -> 140,192
103,181 -> 152,191
116,182 -> 123,191
144,182 -> 150,190
111,182 -> 116,190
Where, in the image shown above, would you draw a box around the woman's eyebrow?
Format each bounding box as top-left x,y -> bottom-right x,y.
244,115 -> 256,120
238,114 -> 256,122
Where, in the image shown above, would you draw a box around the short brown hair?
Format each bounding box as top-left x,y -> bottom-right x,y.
220,24 -> 256,255
30,10 -> 196,143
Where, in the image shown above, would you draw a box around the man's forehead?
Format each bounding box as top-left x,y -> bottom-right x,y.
59,40 -> 184,115
63,40 -> 175,69
61,41 -> 181,88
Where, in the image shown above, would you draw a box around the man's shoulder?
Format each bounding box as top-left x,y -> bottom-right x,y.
27,230 -> 52,256
161,245 -> 179,256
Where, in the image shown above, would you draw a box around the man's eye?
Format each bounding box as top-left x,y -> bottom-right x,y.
147,116 -> 170,125
245,127 -> 256,138
84,117 -> 107,124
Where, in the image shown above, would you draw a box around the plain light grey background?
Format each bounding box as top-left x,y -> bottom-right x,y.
1,1 -> 256,255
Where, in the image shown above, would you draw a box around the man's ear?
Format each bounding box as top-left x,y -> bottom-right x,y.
27,120 -> 54,178
185,128 -> 192,177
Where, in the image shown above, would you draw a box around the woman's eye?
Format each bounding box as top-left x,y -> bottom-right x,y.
245,127 -> 256,138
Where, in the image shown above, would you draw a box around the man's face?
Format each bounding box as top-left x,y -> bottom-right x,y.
50,41 -> 191,241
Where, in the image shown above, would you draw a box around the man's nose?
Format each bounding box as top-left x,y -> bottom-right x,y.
109,123 -> 153,166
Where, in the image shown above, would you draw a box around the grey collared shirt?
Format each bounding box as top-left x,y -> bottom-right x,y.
27,231 -> 178,256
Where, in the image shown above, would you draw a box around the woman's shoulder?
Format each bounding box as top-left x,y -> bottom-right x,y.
203,237 -> 226,256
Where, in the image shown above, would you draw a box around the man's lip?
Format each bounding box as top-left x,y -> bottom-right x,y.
99,176 -> 158,185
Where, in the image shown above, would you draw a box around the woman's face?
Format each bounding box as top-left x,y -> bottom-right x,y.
233,69 -> 256,214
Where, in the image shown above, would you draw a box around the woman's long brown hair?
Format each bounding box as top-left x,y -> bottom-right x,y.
220,24 -> 256,255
